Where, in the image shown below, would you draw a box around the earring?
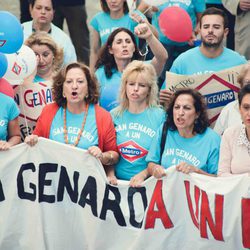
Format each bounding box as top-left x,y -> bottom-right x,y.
63,93 -> 66,98
85,94 -> 89,99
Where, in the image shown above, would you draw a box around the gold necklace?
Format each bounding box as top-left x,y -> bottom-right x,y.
63,104 -> 89,147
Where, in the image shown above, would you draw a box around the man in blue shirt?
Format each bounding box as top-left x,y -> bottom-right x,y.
160,7 -> 247,104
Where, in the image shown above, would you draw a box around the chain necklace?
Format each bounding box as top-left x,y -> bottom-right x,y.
63,104 -> 89,147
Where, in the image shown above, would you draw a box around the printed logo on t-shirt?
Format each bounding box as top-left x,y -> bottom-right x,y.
118,140 -> 148,163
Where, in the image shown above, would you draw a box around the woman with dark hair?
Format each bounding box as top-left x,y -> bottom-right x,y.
95,22 -> 167,111
89,0 -> 150,70
146,88 -> 221,178
25,62 -> 119,183
218,84 -> 250,176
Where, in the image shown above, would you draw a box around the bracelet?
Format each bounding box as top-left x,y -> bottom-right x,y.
109,152 -> 113,165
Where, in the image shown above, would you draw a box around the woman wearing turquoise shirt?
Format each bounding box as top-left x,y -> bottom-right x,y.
146,88 -> 220,178
95,22 -> 167,111
111,60 -> 165,187
0,93 -> 21,150
90,0 -> 157,71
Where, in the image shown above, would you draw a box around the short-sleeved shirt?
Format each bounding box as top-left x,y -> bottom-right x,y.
161,47 -> 247,89
90,10 -> 145,45
111,107 -> 165,180
49,104 -> 98,149
0,92 -> 20,141
146,126 -> 221,174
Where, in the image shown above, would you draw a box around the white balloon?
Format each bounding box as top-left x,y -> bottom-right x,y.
142,0 -> 167,6
4,44 -> 37,85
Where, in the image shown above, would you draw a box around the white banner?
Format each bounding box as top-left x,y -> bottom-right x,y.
166,65 -> 245,125
0,138 -> 250,250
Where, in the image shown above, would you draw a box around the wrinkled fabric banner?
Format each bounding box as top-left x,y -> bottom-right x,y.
0,138 -> 249,250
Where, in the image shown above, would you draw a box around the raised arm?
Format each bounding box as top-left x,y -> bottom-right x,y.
134,23 -> 168,77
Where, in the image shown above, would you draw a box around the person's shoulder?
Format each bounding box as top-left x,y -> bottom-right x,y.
95,104 -> 111,117
204,127 -> 221,141
22,20 -> 32,28
50,23 -> 71,39
173,47 -> 199,64
91,11 -> 108,21
223,47 -> 247,62
148,106 -> 165,116
42,103 -> 59,113
0,92 -> 15,105
223,124 -> 243,138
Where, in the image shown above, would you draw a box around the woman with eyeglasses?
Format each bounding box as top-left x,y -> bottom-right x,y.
95,22 -> 167,111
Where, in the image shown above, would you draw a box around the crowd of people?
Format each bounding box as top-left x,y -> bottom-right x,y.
1,0 -> 250,184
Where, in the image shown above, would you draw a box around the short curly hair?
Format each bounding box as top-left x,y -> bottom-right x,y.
166,88 -> 209,134
100,0 -> 129,13
52,62 -> 99,108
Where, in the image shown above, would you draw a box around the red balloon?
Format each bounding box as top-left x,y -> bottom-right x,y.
159,6 -> 193,42
0,78 -> 14,98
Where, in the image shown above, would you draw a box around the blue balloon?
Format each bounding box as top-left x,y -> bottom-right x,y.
0,52 -> 7,78
100,83 -> 120,111
0,11 -> 24,54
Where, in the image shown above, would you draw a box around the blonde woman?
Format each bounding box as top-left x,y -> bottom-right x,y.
14,31 -> 64,139
111,60 -> 165,187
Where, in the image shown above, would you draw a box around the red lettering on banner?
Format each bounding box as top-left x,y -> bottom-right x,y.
145,180 -> 173,229
242,198 -> 250,248
185,181 -> 224,241
200,190 -> 224,241
185,181 -> 200,228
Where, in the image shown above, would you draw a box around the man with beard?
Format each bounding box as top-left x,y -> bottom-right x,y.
160,7 -> 246,102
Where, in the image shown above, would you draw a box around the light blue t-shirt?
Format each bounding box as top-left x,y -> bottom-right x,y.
161,47 -> 247,89
0,92 -> 20,141
205,0 -> 222,4
49,104 -> 98,149
146,126 -> 220,174
152,1 -> 205,46
111,107 -> 165,180
90,10 -> 145,45
95,66 -> 122,111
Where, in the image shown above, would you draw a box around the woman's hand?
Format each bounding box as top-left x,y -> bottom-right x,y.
88,146 -> 103,159
134,22 -> 153,41
152,164 -> 166,179
107,175 -> 118,185
25,135 -> 39,146
176,162 -> 198,174
0,140 -> 11,151
129,171 -> 147,188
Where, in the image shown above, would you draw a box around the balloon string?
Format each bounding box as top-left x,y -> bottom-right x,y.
19,86 -> 30,137
142,6 -> 152,15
